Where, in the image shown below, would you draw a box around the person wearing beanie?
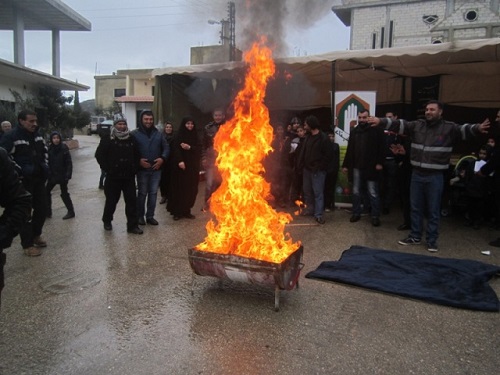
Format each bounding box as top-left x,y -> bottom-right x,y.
95,117 -> 143,234
46,131 -> 75,220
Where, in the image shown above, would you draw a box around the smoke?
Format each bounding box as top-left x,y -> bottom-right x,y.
234,0 -> 333,56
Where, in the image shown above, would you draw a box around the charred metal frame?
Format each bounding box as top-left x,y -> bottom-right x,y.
188,246 -> 304,311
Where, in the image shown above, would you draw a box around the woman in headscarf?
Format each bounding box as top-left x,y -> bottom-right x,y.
159,121 -> 174,205
167,117 -> 201,220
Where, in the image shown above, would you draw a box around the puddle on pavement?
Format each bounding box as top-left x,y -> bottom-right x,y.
39,272 -> 101,294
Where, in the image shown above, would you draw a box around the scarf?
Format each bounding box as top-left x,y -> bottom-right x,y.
110,126 -> 130,140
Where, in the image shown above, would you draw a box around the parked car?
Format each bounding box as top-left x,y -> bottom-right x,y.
97,120 -> 113,136
86,116 -> 107,135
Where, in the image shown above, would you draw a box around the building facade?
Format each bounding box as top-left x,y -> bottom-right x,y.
332,0 -> 500,49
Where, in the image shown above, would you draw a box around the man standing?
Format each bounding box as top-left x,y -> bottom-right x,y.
370,100 -> 490,252
95,118 -> 143,234
0,110 -> 48,256
132,110 -> 169,225
297,115 -> 331,224
342,109 -> 385,226
201,108 -> 225,211
1,147 -> 32,305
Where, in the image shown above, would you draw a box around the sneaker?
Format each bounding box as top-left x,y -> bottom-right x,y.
398,236 -> 421,246
103,222 -> 112,231
33,236 -> 47,248
397,223 -> 410,231
315,216 -> 325,224
24,246 -> 42,257
427,243 -> 438,252
127,226 -> 143,234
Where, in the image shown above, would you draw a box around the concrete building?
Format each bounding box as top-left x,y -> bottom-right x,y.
331,0 -> 500,50
0,0 -> 90,113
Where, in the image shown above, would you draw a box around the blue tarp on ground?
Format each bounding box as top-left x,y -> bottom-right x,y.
305,246 -> 500,312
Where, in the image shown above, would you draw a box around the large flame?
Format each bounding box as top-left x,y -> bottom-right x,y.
195,39 -> 300,263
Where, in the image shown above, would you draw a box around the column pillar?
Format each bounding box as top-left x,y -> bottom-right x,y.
13,6 -> 25,66
52,29 -> 61,77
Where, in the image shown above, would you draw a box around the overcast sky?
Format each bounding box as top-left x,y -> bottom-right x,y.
0,0 -> 350,102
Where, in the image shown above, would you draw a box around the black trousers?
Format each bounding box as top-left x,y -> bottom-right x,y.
20,177 -> 47,248
46,180 -> 74,214
102,177 -> 138,229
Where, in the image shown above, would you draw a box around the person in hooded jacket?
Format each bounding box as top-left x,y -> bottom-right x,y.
46,131 -> 75,220
167,116 -> 201,220
131,110 -> 169,226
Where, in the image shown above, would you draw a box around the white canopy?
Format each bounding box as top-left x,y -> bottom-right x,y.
152,38 -> 500,121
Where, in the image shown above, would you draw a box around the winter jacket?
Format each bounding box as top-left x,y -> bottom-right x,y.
95,135 -> 140,180
381,118 -> 481,172
342,122 -> 386,180
47,141 -> 72,184
131,124 -> 169,168
0,124 -> 48,180
0,147 -> 31,250
298,131 -> 332,173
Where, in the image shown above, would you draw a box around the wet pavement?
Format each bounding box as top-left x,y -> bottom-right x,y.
1,135 -> 499,375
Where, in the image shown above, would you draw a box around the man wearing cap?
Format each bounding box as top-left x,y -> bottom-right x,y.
95,117 -> 143,234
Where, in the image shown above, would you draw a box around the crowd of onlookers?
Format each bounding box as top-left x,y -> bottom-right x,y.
1,103 -> 500,305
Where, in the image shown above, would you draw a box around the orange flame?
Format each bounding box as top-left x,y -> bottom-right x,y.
195,39 -> 300,263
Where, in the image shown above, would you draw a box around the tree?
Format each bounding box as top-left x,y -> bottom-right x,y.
8,86 -> 91,139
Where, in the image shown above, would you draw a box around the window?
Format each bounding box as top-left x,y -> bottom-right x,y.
114,88 -> 126,97
423,15 -> 439,25
464,9 -> 478,22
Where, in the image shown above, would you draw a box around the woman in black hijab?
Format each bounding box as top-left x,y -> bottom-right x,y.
168,117 -> 201,220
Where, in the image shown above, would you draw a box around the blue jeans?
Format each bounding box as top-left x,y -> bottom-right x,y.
410,170 -> 444,244
303,169 -> 326,218
352,168 -> 380,218
137,169 -> 162,219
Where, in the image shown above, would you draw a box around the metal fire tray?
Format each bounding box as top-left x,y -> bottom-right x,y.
188,246 -> 303,311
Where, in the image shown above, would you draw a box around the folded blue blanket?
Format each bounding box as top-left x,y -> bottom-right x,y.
306,246 -> 500,312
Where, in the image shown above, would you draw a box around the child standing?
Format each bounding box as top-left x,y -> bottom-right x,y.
46,131 -> 75,220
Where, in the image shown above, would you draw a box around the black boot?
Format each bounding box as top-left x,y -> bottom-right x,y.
61,192 -> 75,220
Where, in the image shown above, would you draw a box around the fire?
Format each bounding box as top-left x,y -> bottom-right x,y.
195,39 -> 300,263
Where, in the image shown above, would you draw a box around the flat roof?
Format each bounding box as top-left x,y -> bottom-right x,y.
0,0 -> 91,31
0,58 -> 89,91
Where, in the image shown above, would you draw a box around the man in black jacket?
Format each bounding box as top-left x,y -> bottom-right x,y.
0,110 -> 48,256
0,147 -> 32,305
297,115 -> 332,224
342,109 -> 385,227
95,118 -> 143,234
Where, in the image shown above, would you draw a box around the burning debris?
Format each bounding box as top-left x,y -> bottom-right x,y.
190,39 -> 303,310
195,39 -> 301,263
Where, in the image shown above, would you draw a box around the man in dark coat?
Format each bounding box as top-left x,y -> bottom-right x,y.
0,110 -> 48,256
297,115 -> 332,224
342,109 -> 385,227
0,146 -> 32,305
95,118 -> 143,234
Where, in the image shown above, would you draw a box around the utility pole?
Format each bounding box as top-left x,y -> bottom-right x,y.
228,2 -> 235,61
